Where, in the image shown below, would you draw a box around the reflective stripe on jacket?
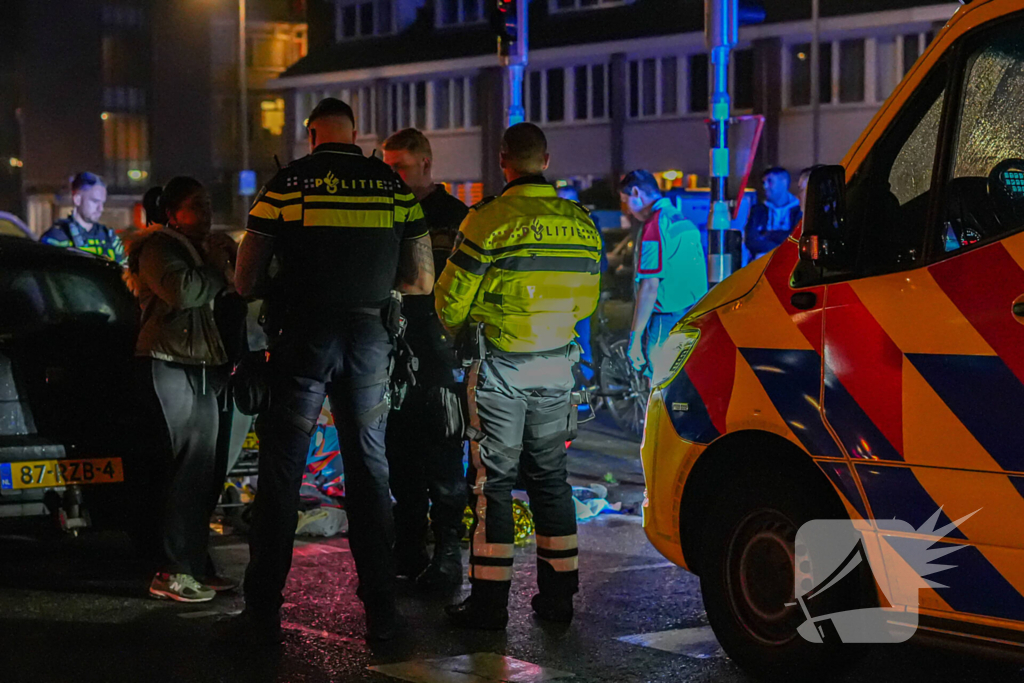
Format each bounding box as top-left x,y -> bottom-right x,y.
434,176 -> 601,353
40,217 -> 127,265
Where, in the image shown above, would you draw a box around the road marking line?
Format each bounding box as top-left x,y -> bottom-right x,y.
618,626 -> 723,659
593,561 -> 677,574
371,653 -> 574,683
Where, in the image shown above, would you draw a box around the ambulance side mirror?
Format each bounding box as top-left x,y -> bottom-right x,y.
799,165 -> 848,268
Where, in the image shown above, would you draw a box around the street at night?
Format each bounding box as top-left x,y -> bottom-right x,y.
0,422 -> 1021,682
8,0 -> 1024,679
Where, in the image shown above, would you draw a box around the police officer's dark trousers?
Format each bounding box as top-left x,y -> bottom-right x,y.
465,347 -> 579,606
243,314 -> 394,618
386,314 -> 466,573
387,384 -> 466,562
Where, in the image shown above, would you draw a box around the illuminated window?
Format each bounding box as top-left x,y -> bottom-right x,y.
103,113 -> 150,189
261,98 -> 286,136
447,182 -> 484,205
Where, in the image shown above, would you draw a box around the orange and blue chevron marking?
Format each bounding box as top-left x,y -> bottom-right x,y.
648,232 -> 1024,632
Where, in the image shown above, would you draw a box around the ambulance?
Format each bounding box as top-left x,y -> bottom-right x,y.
642,0 -> 1024,677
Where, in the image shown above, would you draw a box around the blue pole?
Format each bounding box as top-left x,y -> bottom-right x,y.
704,0 -> 736,284
501,0 -> 528,128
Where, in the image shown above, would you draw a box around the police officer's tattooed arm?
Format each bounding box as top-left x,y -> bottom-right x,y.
236,232 -> 275,299
396,234 -> 434,295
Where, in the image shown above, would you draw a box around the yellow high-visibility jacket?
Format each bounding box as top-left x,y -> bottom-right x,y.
435,176 -> 601,353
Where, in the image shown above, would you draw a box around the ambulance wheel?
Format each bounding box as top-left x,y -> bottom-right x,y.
699,468 -> 868,681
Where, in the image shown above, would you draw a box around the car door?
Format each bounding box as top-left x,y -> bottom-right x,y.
822,17 -> 1024,626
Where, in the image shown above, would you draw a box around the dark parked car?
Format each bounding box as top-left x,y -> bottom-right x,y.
0,236 -> 139,533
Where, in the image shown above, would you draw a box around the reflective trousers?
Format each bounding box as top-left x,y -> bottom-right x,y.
465,348 -> 579,605
243,317 -> 394,616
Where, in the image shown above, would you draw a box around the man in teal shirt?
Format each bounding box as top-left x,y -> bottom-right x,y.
620,170 -> 708,384
41,172 -> 126,265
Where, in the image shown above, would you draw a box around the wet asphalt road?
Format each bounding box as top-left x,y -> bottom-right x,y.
1,421 -> 1023,683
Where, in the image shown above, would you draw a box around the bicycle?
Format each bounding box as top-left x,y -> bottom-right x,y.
575,294 -> 651,440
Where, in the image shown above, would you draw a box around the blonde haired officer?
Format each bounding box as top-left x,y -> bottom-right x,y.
435,122 -> 600,630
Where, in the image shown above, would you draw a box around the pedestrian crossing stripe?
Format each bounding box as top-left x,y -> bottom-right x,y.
618,626 -> 724,659
370,653 -> 574,683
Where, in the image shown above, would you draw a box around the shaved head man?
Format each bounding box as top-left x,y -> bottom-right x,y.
499,122 -> 551,181
306,97 -> 357,151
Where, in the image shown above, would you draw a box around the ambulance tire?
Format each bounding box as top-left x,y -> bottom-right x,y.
700,467 -> 868,682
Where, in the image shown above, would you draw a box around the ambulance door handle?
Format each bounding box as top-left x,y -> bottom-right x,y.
791,292 -> 817,310
1013,302 -> 1024,318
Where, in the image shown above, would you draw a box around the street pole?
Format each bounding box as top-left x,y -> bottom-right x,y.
705,0 -> 736,284
238,0 -> 250,222
810,0 -> 820,164
499,0 -> 528,127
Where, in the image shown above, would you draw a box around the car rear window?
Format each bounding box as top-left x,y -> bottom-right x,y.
0,264 -> 135,333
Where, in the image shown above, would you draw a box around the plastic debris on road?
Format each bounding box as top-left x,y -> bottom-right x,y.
461,499 -> 535,546
573,484 -> 623,522
296,506 -> 348,537
512,499 -> 534,545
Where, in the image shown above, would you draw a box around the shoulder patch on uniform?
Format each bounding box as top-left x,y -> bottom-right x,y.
570,200 -> 591,215
470,196 -> 497,211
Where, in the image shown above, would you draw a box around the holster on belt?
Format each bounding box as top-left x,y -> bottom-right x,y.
454,321 -> 488,367
383,291 -> 418,411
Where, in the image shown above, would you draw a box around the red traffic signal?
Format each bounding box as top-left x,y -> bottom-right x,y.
494,0 -> 518,58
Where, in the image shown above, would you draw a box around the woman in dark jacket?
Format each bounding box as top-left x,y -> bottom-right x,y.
127,177 -> 237,602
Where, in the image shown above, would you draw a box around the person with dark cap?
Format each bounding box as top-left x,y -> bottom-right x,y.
435,122 -> 601,630
382,128 -> 468,590
41,172 -> 126,265
227,98 -> 434,643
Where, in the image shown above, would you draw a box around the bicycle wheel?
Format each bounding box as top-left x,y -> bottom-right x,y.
599,339 -> 650,440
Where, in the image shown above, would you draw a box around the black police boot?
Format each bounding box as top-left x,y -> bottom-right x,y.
365,595 -> 402,641
394,532 -> 430,580
446,584 -> 510,630
215,608 -> 283,647
531,593 -> 574,624
416,526 -> 463,590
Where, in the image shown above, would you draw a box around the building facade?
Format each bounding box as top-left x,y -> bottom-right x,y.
267,0 -> 958,206
8,0 -> 306,235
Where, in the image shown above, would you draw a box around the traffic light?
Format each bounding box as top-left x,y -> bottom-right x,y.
493,0 -> 518,61
738,0 -> 765,25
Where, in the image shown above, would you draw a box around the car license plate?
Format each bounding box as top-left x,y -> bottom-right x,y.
0,458 -> 124,490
